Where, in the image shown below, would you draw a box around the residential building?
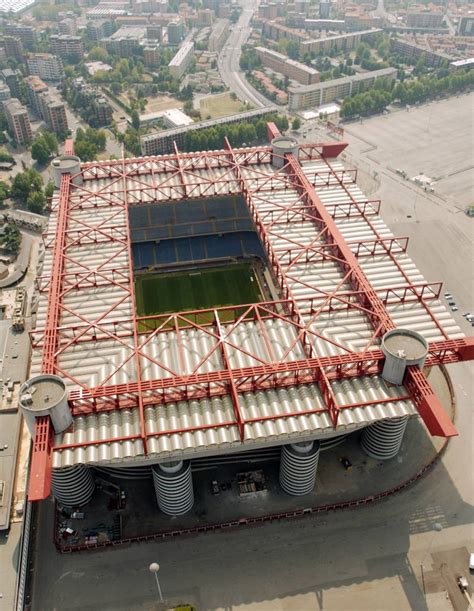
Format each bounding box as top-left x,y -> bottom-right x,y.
344,10 -> 381,30
1,69 -> 20,98
0,83 -> 11,104
208,19 -> 229,53
197,8 -> 214,26
261,19 -> 307,43
102,26 -> 146,56
167,19 -> 185,45
300,29 -> 383,55
143,44 -> 161,67
256,47 -> 320,85
4,98 -> 32,144
24,75 -> 49,116
71,78 -> 113,126
27,53 -> 65,82
169,41 -> 194,79
58,17 -> 78,35
50,35 -> 84,61
39,92 -> 69,135
288,67 -> 397,110
406,4 -> 444,28
4,23 -> 37,49
390,37 -> 451,67
458,14 -> 474,36
146,25 -> 162,41
3,35 -> 24,60
86,20 -> 115,42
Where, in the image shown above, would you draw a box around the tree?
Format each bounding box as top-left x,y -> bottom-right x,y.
0,180 -> 10,207
44,179 -> 55,199
74,139 -> 97,161
26,191 -> 46,214
292,117 -> 301,131
31,139 -> 50,165
130,110 -> 140,130
11,169 -> 43,202
0,222 -> 21,254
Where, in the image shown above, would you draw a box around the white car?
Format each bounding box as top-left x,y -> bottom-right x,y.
469,552 -> 474,571
450,304 -> 458,312
444,292 -> 453,299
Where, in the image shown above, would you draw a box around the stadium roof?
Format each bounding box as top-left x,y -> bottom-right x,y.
28,130 -> 474,500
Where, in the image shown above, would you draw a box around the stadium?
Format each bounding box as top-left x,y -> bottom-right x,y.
22,125 -> 474,542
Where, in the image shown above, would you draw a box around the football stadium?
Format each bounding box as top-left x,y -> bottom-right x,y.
22,125 -> 474,548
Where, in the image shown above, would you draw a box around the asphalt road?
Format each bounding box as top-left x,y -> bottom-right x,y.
218,0 -> 274,109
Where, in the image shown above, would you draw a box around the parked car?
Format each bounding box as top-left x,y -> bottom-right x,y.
444,292 -> 453,299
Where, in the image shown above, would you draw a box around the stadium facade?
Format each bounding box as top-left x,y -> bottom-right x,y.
24,127 -> 474,516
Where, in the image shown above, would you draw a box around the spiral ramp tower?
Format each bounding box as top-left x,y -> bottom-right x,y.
279,441 -> 321,496
152,461 -> 194,516
51,465 -> 95,507
360,416 -> 409,460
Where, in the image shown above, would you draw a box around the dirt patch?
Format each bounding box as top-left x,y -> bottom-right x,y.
199,92 -> 249,119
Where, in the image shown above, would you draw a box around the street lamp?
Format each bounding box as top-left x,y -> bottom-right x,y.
149,562 -> 164,603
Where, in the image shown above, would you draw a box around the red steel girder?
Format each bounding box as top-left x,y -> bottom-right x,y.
281,144 -> 457,437
29,174 -> 72,501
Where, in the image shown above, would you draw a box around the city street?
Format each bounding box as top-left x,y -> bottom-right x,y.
218,0 -> 274,109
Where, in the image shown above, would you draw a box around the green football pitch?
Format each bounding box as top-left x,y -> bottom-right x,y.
135,264 -> 262,320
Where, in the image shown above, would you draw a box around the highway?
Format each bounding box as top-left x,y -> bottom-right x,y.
218,0 -> 274,109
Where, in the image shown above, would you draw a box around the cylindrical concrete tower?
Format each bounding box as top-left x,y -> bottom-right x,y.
51,155 -> 83,188
360,416 -> 409,460
279,440 -> 320,496
381,329 -> 428,385
271,135 -> 299,168
51,464 -> 95,507
19,375 -> 72,436
152,461 -> 194,516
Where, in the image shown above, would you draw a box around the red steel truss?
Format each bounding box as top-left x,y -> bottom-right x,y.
28,131 -> 474,501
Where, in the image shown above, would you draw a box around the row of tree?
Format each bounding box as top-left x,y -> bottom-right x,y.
340,69 -> 474,119
182,114 -> 289,152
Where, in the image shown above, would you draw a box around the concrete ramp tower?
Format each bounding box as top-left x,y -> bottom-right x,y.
279,440 -> 320,495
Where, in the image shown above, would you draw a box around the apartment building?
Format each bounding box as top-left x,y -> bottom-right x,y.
143,44 -> 161,67
58,17 -> 78,35
1,68 -> 20,98
3,35 -> 24,60
50,35 -> 84,61
208,19 -> 229,53
167,19 -> 185,45
300,29 -> 382,55
4,98 -> 32,144
261,19 -> 307,43
86,20 -> 115,42
39,92 -> 69,135
4,23 -> 37,49
102,26 -> 146,56
390,37 -> 451,67
406,4 -> 444,28
71,78 -> 113,126
458,14 -> 474,36
169,41 -> 194,79
288,67 -> 397,110
24,75 -> 49,116
256,47 -> 319,85
27,53 -> 65,81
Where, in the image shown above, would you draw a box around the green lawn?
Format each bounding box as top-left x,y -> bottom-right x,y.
135,264 -> 262,326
